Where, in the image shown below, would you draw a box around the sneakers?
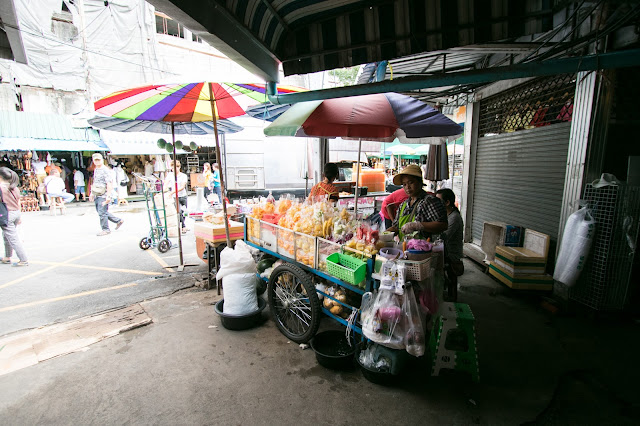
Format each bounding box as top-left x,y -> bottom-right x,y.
12,261 -> 29,267
1,258 -> 11,264
116,220 -> 124,230
97,230 -> 111,236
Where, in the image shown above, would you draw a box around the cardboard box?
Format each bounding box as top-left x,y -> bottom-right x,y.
489,262 -> 553,291
194,220 -> 244,243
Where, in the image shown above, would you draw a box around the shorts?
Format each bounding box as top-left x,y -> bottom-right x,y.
75,185 -> 85,195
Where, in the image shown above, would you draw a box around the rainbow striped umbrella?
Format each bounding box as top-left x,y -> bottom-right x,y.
94,82 -> 304,122
92,82 -> 305,262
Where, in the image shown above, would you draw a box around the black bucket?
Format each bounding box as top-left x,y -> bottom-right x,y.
310,330 -> 356,370
214,298 -> 266,331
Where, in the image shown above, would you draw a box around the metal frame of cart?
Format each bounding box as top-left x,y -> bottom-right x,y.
134,173 -> 173,254
244,216 -> 443,344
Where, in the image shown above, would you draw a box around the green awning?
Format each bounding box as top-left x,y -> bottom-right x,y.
0,110 -> 107,151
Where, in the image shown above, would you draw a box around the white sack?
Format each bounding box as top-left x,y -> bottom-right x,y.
222,273 -> 259,315
554,206 -> 596,287
216,246 -> 256,281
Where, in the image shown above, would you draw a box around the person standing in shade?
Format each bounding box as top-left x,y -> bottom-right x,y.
0,167 -> 28,266
212,163 -> 222,204
165,162 -> 189,234
436,188 -> 464,301
89,153 -> 123,236
73,168 -> 86,202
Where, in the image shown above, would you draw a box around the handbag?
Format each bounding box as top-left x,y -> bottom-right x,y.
0,188 -> 10,227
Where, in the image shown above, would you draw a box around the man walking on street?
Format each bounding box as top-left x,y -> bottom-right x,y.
89,153 -> 123,236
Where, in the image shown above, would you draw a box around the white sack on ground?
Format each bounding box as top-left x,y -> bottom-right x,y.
554,206 -> 596,287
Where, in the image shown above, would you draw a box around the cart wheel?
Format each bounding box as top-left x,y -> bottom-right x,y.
158,239 -> 171,253
267,263 -> 321,343
139,237 -> 152,250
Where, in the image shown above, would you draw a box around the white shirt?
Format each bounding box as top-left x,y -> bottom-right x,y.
32,161 -> 47,174
73,170 -> 85,186
165,172 -> 188,197
144,162 -> 154,176
44,176 -> 66,194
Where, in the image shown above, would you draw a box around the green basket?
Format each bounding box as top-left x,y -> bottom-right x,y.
326,252 -> 366,285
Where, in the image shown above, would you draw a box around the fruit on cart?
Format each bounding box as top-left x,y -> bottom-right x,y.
323,298 -> 333,309
330,305 -> 343,316
257,258 -> 275,273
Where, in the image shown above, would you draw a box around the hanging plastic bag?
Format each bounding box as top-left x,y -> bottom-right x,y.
403,284 -> 425,356
361,289 -> 405,349
554,205 -> 596,287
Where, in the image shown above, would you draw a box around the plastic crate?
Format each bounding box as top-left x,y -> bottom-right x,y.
277,227 -> 295,258
295,232 -> 316,268
400,256 -> 433,281
246,216 -> 261,246
260,220 -> 277,251
326,253 -> 366,285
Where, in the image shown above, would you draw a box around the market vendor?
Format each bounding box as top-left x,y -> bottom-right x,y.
385,164 -> 447,240
307,162 -> 339,202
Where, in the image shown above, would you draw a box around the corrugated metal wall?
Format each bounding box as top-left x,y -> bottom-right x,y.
471,123 -> 571,244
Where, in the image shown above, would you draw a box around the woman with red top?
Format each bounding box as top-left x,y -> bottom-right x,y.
307,163 -> 339,202
380,188 -> 410,229
0,167 -> 28,266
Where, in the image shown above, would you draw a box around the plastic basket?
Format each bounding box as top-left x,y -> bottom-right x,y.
317,238 -> 341,273
326,252 -> 366,285
400,256 -> 433,281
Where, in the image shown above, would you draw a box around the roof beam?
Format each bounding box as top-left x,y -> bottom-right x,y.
267,49 -> 640,104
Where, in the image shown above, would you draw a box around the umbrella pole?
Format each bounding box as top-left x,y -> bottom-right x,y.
209,82 -> 231,247
354,138 -> 362,216
171,122 -> 185,269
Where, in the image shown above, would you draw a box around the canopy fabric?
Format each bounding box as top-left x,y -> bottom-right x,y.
264,93 -> 462,144
0,137 -> 107,152
88,116 -> 243,136
94,82 -> 305,122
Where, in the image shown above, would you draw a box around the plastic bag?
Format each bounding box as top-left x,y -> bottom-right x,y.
554,205 -> 596,287
402,284 -> 425,356
216,245 -> 256,280
361,289 -> 405,349
221,273 -> 259,315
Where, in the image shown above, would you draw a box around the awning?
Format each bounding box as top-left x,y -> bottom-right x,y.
0,110 -> 106,151
0,137 -> 107,152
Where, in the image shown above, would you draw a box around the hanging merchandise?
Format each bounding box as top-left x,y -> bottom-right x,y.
553,204 -> 596,287
361,260 -> 425,355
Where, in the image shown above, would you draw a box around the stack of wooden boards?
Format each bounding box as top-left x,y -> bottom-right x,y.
488,229 -> 554,291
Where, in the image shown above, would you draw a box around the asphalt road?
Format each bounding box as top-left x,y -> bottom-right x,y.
0,198 -> 208,336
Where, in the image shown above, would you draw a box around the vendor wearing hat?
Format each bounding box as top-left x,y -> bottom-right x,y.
386,164 -> 447,240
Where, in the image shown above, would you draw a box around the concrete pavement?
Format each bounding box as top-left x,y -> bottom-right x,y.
0,198 -> 207,336
1,259 -> 639,425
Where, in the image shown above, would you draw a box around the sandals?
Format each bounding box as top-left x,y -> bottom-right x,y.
12,261 -> 29,267
1,258 -> 10,264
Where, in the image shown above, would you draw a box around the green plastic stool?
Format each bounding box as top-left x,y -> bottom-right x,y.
429,302 -> 479,382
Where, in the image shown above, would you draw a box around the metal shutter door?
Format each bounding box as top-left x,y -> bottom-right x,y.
471,123 -> 571,244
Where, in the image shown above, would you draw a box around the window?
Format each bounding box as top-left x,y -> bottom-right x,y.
155,13 -> 184,39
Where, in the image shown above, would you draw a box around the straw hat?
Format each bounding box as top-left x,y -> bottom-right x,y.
393,164 -> 423,185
